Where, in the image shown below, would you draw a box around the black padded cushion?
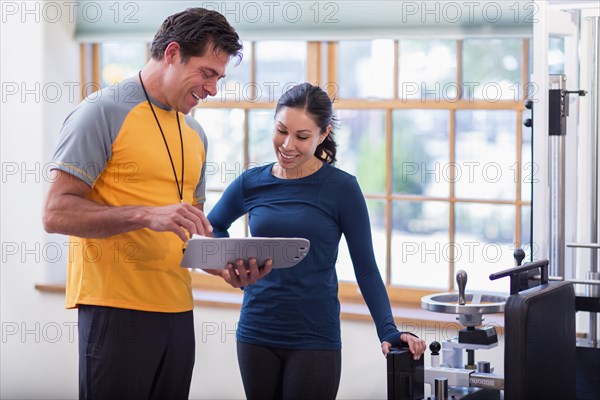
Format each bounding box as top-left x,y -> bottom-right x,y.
504,281 -> 575,400
387,348 -> 424,400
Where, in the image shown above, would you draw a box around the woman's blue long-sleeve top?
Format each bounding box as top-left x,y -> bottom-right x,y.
207,162 -> 402,350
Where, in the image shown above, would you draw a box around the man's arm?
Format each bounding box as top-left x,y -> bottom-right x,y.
43,169 -> 212,242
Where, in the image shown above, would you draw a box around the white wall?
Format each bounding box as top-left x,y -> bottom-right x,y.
1,3 -> 80,399
0,4 -> 506,400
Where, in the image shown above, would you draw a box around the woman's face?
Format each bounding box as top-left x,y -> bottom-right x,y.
272,107 -> 328,174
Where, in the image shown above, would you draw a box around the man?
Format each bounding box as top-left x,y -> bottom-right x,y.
43,8 -> 270,399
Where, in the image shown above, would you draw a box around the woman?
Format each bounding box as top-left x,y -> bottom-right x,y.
208,83 -> 426,400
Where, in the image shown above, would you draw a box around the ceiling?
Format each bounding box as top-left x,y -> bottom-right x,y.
74,0 -> 551,41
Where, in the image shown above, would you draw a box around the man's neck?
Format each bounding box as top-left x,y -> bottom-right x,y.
139,61 -> 170,107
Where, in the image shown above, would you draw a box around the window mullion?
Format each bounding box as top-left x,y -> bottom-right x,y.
386,109 -> 393,286
449,109 -> 457,292
307,42 -> 321,86
327,42 -> 337,98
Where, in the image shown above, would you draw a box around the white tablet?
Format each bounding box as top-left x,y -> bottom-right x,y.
180,235 -> 311,269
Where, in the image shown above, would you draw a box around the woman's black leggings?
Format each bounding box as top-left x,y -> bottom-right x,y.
237,341 -> 342,400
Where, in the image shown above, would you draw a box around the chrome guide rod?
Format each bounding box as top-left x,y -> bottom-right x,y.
588,15 -> 600,348
549,75 -> 567,278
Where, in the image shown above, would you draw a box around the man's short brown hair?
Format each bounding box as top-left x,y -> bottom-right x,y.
150,8 -> 243,64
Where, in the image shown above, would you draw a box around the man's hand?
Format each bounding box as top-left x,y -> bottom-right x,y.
210,257 -> 273,288
143,203 -> 212,242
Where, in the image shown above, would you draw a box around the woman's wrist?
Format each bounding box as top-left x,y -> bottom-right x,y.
400,332 -> 419,344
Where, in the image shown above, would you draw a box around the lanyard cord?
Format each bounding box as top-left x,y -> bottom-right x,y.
138,71 -> 184,203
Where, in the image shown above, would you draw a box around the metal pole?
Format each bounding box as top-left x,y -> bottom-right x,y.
531,275 -> 600,286
588,17 -> 599,274
587,15 -> 600,348
549,75 -> 567,278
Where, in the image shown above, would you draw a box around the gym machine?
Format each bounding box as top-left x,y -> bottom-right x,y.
419,269 -> 505,400
388,61 -> 600,399
388,257 -> 576,400
388,266 -> 507,400
524,69 -> 599,399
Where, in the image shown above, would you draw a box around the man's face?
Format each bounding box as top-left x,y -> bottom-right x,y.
163,42 -> 230,114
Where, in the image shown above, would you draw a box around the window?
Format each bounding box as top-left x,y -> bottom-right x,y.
99,42 -> 147,87
338,40 -> 395,99
462,38 -> 523,100
94,37 -> 530,302
548,37 -> 565,74
398,40 -> 457,100
332,38 -> 530,299
195,109 -> 245,191
255,41 -> 307,101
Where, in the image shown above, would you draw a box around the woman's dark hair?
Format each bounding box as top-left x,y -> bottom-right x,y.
150,8 -> 243,64
275,83 -> 338,164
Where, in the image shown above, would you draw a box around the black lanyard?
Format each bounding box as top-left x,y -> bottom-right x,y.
138,71 -> 184,203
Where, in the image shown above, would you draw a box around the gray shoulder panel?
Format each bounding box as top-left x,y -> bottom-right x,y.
184,114 -> 208,150
51,78 -> 146,186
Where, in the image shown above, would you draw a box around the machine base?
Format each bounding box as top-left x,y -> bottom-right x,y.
426,387 -> 502,400
576,345 -> 600,400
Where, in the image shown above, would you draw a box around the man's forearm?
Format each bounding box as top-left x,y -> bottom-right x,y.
44,193 -> 149,238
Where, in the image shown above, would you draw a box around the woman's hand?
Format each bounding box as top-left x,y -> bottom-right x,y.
381,334 -> 427,360
221,257 -> 273,288
401,333 -> 427,360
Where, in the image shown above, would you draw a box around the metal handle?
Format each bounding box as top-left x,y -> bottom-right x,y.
456,270 -> 467,305
489,259 -> 549,295
514,248 -> 526,266
566,243 -> 600,250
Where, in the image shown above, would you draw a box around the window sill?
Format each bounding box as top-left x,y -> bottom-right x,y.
35,283 -> 505,331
